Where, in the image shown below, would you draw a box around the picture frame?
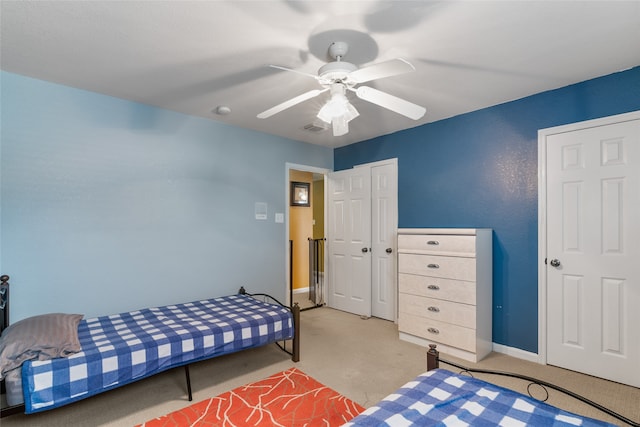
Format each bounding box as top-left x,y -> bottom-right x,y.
290,181 -> 310,207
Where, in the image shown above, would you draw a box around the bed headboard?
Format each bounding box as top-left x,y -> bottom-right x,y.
0,275 -> 9,334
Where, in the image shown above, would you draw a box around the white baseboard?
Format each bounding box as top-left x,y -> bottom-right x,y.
492,342 -> 541,364
293,273 -> 325,296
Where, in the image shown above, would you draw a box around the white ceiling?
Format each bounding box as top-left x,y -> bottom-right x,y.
2,1 -> 639,148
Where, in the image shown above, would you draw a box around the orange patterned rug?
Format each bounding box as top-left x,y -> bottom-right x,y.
137,367 -> 365,426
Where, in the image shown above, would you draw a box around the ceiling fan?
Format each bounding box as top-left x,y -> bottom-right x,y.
257,41 -> 426,136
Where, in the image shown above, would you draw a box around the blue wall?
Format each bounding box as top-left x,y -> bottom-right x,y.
0,71 -> 333,321
334,66 -> 640,354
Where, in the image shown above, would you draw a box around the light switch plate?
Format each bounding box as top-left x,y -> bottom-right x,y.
275,213 -> 284,223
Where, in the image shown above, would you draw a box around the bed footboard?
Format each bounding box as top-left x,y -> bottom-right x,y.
238,286 -> 300,362
426,344 -> 639,427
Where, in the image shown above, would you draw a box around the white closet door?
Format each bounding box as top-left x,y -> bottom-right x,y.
543,113 -> 640,387
327,168 -> 372,317
370,161 -> 398,321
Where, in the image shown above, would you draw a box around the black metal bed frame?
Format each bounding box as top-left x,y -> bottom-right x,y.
0,276 -> 300,418
237,286 -> 300,363
0,276 -> 8,340
427,344 -> 639,427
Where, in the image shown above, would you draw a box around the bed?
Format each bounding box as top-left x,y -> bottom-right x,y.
344,345 -> 638,427
0,275 -> 299,416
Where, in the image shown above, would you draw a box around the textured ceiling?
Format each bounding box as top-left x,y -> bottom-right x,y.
1,1 -> 639,147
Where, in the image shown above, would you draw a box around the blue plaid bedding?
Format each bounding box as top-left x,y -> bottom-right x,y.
343,369 -> 616,427
21,294 -> 294,413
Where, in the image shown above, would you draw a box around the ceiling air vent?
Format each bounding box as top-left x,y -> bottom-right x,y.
303,123 -> 328,132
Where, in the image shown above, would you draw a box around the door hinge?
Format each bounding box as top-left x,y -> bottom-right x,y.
544,258 -> 547,265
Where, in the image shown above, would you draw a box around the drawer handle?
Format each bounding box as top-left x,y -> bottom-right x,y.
427,327 -> 440,335
427,306 -> 440,312
427,285 -> 440,290
427,240 -> 439,245
427,264 -> 439,269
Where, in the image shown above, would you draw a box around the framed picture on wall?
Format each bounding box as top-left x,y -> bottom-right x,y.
291,181 -> 310,207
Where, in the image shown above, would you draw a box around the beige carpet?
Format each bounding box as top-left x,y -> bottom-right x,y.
293,291 -> 318,310
2,307 -> 639,426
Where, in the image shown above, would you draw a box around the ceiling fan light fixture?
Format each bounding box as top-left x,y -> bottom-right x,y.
317,95 -> 356,122
317,84 -> 359,136
330,113 -> 350,137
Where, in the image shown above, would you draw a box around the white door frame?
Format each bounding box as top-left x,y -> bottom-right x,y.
537,110 -> 640,365
285,163 -> 331,307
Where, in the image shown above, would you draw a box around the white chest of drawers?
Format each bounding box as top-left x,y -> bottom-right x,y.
397,228 -> 492,363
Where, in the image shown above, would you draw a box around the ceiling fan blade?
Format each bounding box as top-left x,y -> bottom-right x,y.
355,86 -> 426,120
349,58 -> 416,84
257,88 -> 328,119
269,64 -> 319,80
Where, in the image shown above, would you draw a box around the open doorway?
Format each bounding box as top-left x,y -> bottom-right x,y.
286,164 -> 329,311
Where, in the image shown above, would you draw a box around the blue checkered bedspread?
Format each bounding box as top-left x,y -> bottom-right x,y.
21,294 -> 294,413
343,369 -> 616,426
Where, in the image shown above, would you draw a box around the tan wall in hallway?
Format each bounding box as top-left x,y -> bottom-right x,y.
312,179 -> 325,273
289,170 -> 312,290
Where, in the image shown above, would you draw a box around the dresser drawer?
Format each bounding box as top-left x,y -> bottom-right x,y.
398,313 -> 475,352
399,254 -> 476,281
398,293 -> 476,328
398,234 -> 476,256
399,273 -> 476,305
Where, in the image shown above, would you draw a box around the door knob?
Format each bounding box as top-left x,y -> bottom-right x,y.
386,248 -> 393,254
362,247 -> 368,253
550,259 -> 561,267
